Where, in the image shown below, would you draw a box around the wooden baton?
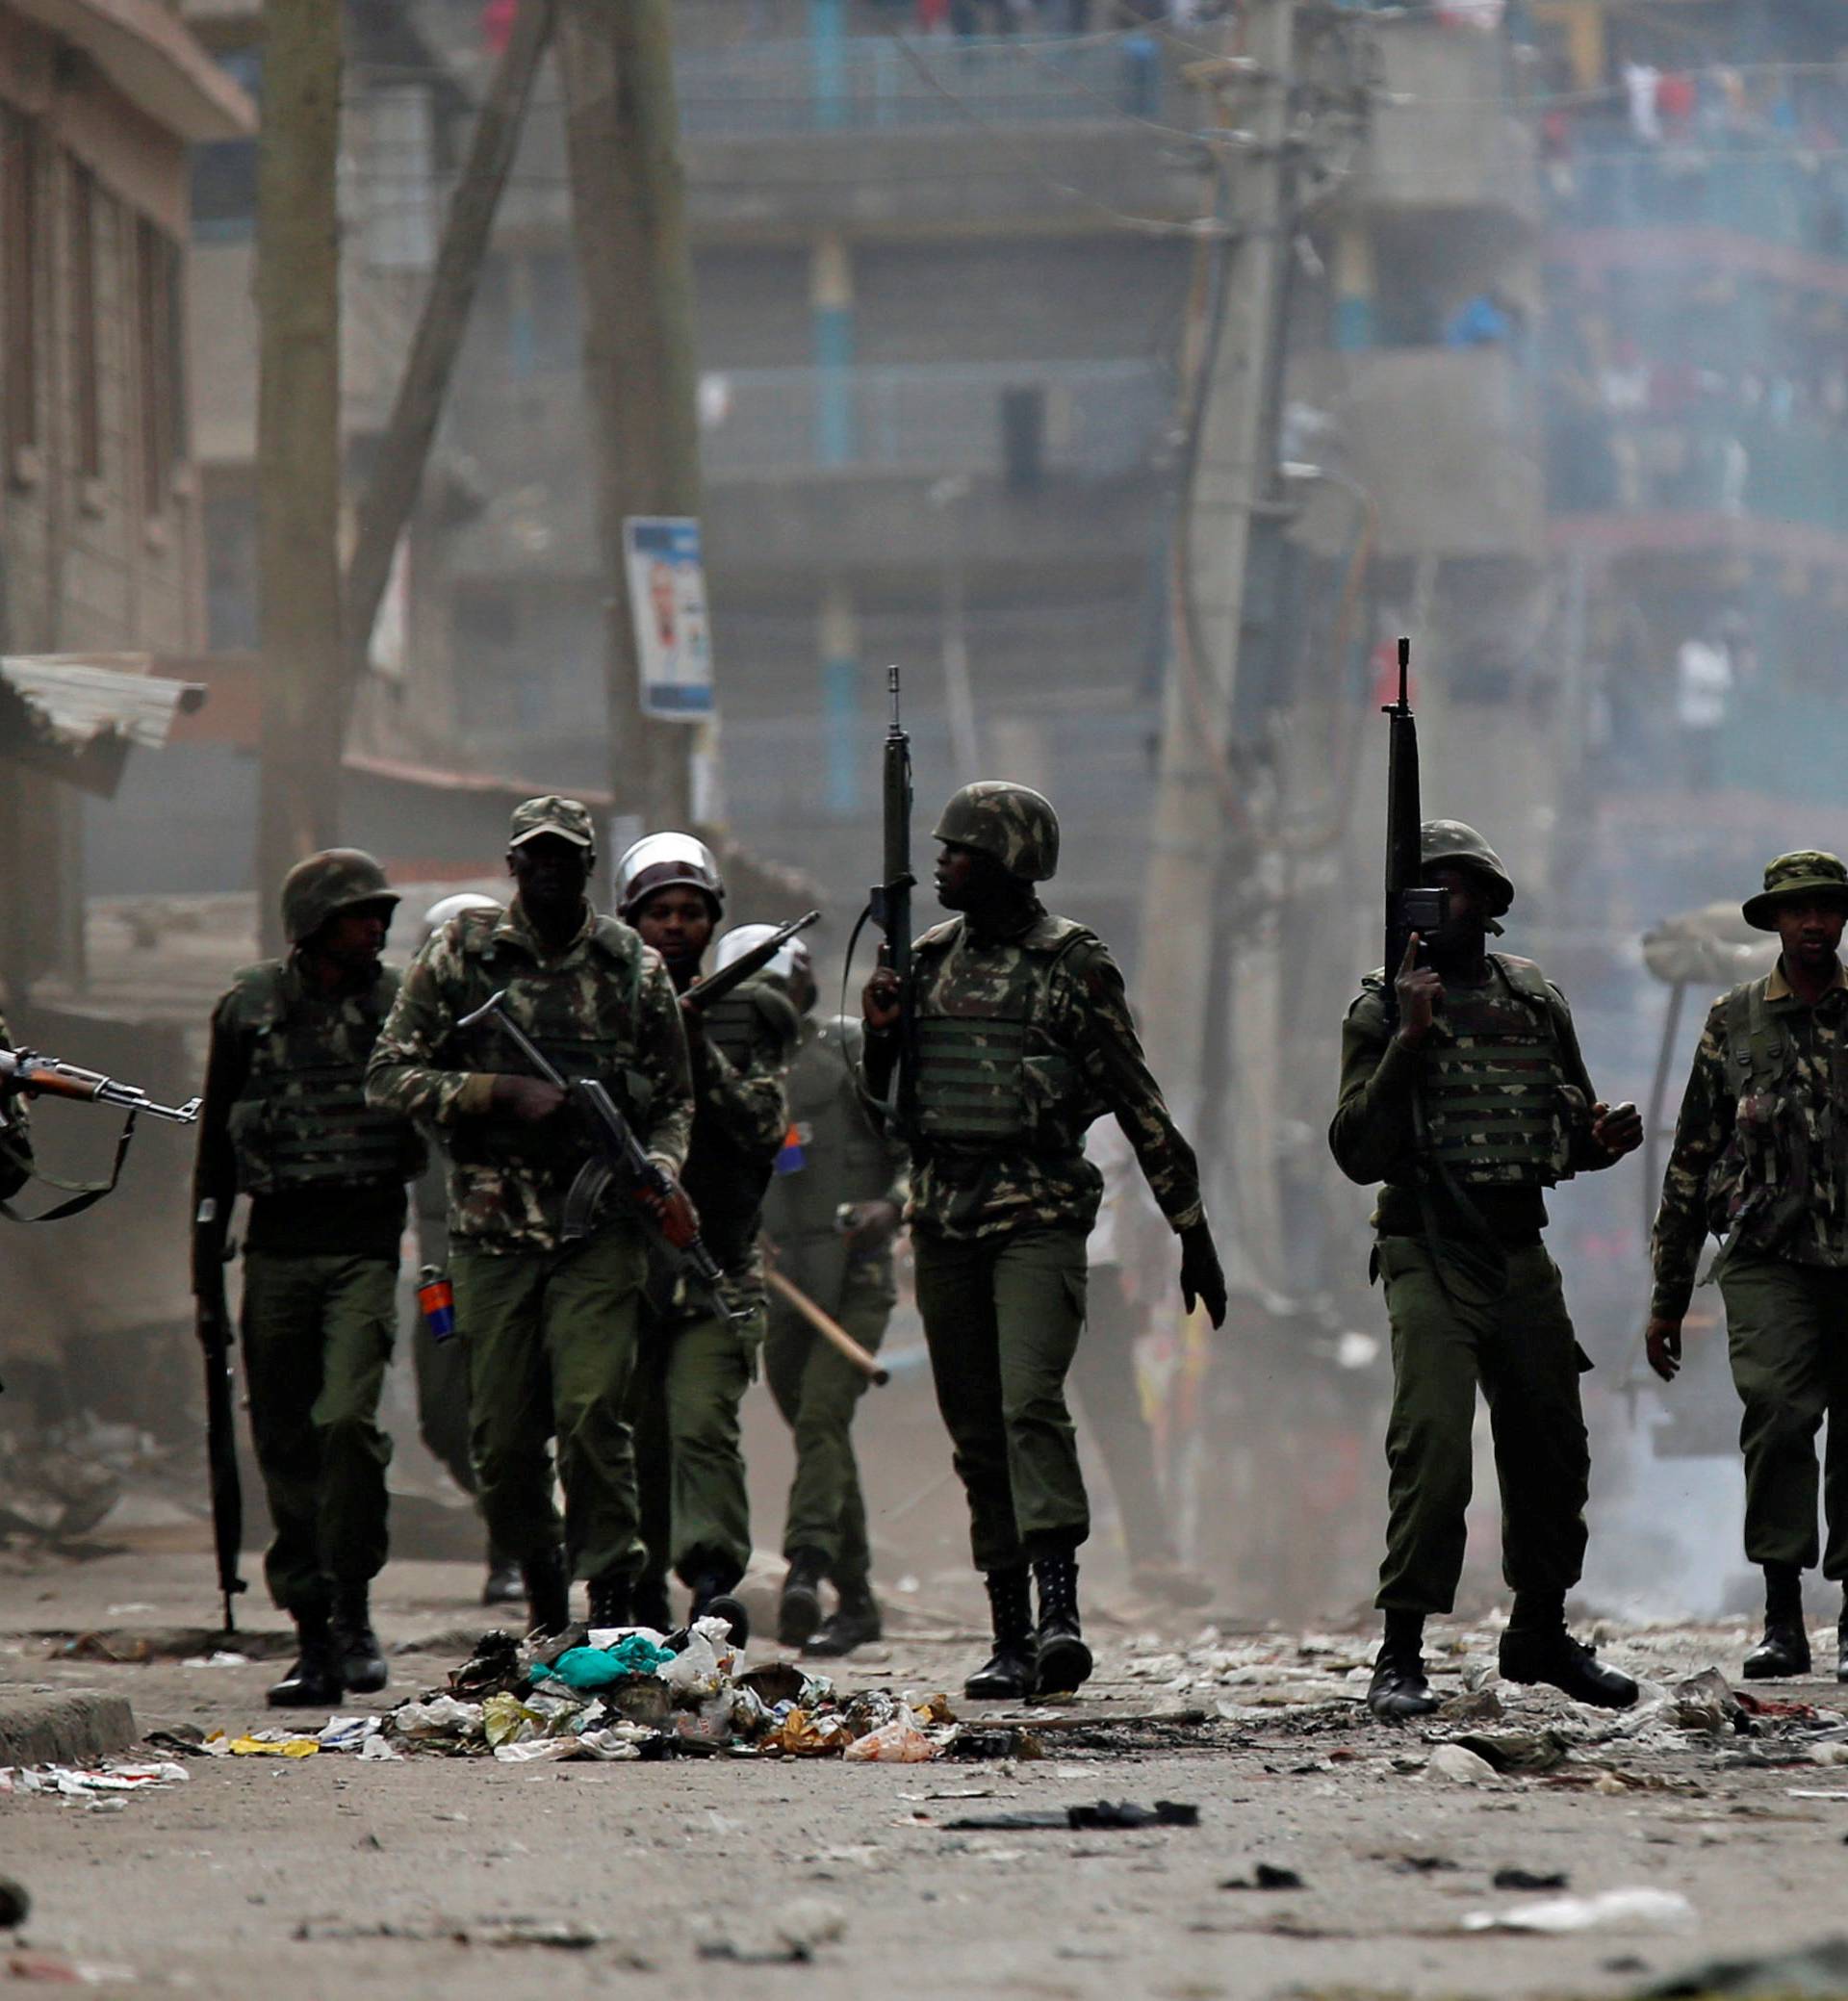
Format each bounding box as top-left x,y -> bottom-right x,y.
764,1268 -> 889,1386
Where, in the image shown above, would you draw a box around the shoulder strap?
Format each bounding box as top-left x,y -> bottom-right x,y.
1488,952 -> 1553,1012
1724,979 -> 1784,1093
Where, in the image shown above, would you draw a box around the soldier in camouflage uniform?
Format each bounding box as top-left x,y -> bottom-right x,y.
614,836 -> 798,1645
1331,821 -> 1643,1721
193,851 -> 424,1706
0,1010 -> 35,1206
1648,850 -> 1848,1683
366,799 -> 696,1636
862,782 -> 1226,1700
739,923 -> 909,1657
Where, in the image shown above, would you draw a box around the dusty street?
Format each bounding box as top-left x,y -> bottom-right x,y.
3,1531 -> 1847,2000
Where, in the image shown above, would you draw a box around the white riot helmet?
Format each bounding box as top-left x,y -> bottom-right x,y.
420,890 -> 501,950
713,921 -> 812,992
614,832 -> 724,920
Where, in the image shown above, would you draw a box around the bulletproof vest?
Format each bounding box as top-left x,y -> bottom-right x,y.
911,916 -> 1093,1150
1419,956 -> 1573,1188
225,961 -> 424,1196
445,909 -> 650,1176
1707,978 -> 1844,1242
763,1016 -> 893,1239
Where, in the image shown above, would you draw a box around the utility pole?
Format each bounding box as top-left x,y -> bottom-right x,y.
345,0 -> 559,705
1137,2 -> 1296,1139
255,0 -> 344,946
557,0 -> 704,834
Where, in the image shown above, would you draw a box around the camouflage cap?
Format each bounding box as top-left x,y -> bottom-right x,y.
281,848 -> 398,946
1421,818 -> 1514,918
1742,850 -> 1848,931
508,795 -> 596,853
933,781 -> 1060,884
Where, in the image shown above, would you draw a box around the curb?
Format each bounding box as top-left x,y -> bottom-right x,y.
0,1689 -> 138,1768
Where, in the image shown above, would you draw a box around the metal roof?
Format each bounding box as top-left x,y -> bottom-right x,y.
0,654 -> 208,798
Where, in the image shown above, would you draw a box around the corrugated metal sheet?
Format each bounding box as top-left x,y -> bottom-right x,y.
0,654 -> 207,751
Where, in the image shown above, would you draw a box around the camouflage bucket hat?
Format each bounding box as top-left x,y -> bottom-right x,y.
508,795 -> 597,853
933,781 -> 1060,884
281,848 -> 398,946
1421,818 -> 1514,919
1742,850 -> 1848,931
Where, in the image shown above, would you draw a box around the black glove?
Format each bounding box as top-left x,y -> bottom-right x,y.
1178,1219 -> 1227,1329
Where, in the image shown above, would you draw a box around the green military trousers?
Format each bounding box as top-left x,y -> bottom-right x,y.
631,1302 -> 759,1591
241,1250 -> 396,1618
912,1223 -> 1090,1574
1717,1251 -> 1848,1579
1373,1234 -> 1590,1614
763,1248 -> 895,1588
450,1224 -> 647,1583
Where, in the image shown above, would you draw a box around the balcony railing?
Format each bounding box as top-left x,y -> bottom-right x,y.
699,359 -> 1169,480
1549,143 -> 1848,258
1546,414 -> 1848,534
673,34 -> 1177,141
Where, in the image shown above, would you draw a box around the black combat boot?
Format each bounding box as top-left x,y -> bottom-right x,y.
1499,1592 -> 1637,1708
1743,1563 -> 1811,1680
1367,1609 -> 1439,1722
964,1568 -> 1038,1701
778,1548 -> 829,1649
481,1541 -> 523,1608
1837,1591 -> 1848,1684
268,1607 -> 340,1709
522,1544 -> 572,1638
804,1579 -> 883,1659
690,1573 -> 751,1647
1032,1554 -> 1093,1696
587,1569 -> 631,1629
632,1572 -> 674,1633
330,1585 -> 389,1696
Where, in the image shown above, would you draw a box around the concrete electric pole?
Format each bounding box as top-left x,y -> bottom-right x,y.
254,0 -> 345,946
557,0 -> 706,835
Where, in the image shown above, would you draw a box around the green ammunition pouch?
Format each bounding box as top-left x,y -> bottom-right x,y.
1418,956 -> 1578,1190
227,962 -> 424,1196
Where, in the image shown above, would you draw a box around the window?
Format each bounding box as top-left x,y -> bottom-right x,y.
68,159 -> 100,479
2,103 -> 40,458
135,217 -> 185,511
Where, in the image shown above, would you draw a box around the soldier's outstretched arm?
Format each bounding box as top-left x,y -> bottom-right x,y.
1647,997 -> 1732,1337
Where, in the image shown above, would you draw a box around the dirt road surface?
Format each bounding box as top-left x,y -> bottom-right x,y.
3,1536 -> 1846,1999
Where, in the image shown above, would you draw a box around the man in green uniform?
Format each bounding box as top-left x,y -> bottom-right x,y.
862,782 -> 1225,1700
193,851 -> 424,1706
1648,850 -> 1848,1683
615,835 -> 797,1644
738,923 -> 908,1657
1330,820 -> 1643,1721
367,799 -> 696,1635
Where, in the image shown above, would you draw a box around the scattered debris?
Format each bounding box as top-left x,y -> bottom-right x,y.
1426,1743 -> 1499,1785
940,1800 -> 1198,1832
0,1878 -> 28,1928
1636,1936 -> 1848,1998
1453,1730 -> 1571,1775
696,1897 -> 846,1965
1493,1867 -> 1571,1891
6,1949 -> 137,1985
1219,1863 -> 1304,1890
0,1758 -> 189,1805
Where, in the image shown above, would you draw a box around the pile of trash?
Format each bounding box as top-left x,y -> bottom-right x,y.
0,1757 -> 190,1809
325,1620 -> 956,1766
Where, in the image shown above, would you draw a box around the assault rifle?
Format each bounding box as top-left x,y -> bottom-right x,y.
867,666 -> 914,1121
192,1197 -> 246,1634
0,1048 -> 200,1127
457,990 -> 745,1321
680,910 -> 821,1014
1380,636 -> 1448,1027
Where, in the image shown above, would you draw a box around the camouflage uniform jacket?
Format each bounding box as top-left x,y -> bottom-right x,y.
1331,955 -> 1616,1240
863,901 -> 1204,1243
1650,959 -> 1848,1321
366,897 -> 694,1255
0,1010 -> 33,1203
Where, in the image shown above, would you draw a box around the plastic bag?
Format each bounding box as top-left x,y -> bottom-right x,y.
394,1695 -> 484,1741
843,1708 -> 938,1763
535,1637 -> 676,1692
482,1692 -> 547,1749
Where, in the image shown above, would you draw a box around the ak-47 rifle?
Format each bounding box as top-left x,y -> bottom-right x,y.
867,667 -> 914,1121
192,1197 -> 246,1634
680,910 -> 821,1014
1380,636 -> 1448,1027
458,990 -> 745,1321
0,1047 -> 200,1222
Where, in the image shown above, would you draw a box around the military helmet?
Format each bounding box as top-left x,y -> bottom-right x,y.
420,890 -> 500,951
614,831 -> 725,919
281,848 -> 398,946
933,781 -> 1060,884
1421,819 -> 1514,918
713,921 -> 811,991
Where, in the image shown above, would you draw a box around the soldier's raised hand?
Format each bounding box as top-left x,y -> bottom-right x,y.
861,964 -> 903,1035
1394,934 -> 1443,1046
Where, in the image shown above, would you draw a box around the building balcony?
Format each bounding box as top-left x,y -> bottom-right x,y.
1549,144 -> 1848,261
